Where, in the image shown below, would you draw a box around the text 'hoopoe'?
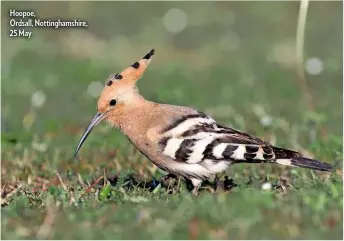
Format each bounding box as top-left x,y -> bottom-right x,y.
74,49 -> 334,195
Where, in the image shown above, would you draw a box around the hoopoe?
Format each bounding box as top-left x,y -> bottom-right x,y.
74,49 -> 334,195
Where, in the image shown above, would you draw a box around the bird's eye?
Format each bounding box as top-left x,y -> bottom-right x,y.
109,99 -> 117,106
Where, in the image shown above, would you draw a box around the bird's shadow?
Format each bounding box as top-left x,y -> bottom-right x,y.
95,173 -> 238,194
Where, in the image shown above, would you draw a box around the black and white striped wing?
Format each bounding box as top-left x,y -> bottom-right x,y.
158,112 -> 284,165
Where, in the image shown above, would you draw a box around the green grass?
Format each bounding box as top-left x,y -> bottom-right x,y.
1,162 -> 343,239
1,1 -> 343,239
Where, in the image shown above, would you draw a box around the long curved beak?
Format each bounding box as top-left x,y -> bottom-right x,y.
74,112 -> 105,157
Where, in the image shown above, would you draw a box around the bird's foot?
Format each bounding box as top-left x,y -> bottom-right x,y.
190,179 -> 202,196
191,187 -> 200,196
159,174 -> 179,193
214,175 -> 237,193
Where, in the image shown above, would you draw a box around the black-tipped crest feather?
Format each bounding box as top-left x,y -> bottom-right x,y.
143,49 -> 155,59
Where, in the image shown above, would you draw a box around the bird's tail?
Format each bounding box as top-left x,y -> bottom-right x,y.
273,147 -> 334,172
276,156 -> 334,172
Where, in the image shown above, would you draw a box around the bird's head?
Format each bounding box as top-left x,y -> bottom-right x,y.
74,49 -> 155,157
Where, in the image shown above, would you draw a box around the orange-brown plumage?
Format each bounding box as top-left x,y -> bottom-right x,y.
74,49 -> 334,195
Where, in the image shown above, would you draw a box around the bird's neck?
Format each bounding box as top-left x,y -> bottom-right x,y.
108,97 -> 157,135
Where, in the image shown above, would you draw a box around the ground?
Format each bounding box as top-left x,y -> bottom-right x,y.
1,1 -> 343,239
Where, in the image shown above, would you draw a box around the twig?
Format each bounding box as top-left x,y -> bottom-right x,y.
81,175 -> 104,197
36,197 -> 58,239
2,183 -> 7,192
56,171 -> 78,207
296,0 -> 313,110
77,173 -> 85,187
295,0 -> 328,140
1,184 -> 23,206
56,172 -> 67,191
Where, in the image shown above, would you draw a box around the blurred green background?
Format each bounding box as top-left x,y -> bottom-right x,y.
1,1 -> 343,240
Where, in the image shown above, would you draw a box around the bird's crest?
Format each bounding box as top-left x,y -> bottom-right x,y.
95,49 -> 155,113
105,49 -> 155,87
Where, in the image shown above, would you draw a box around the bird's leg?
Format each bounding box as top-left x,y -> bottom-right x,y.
191,179 -> 202,196
215,173 -> 225,192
